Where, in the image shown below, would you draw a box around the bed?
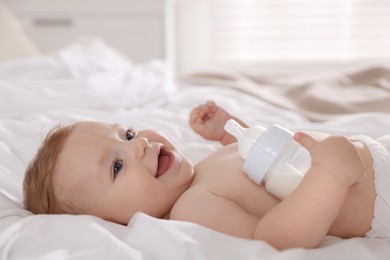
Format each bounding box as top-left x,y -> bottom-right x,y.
1,4 -> 390,259
1,39 -> 390,259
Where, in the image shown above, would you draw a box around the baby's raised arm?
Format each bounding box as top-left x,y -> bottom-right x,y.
253,132 -> 366,249
189,101 -> 248,145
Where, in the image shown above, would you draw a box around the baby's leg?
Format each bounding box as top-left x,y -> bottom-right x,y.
329,135 -> 388,239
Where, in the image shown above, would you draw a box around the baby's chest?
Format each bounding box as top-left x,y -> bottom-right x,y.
192,146 -> 279,217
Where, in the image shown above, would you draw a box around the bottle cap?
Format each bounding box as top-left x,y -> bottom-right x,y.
243,124 -> 293,184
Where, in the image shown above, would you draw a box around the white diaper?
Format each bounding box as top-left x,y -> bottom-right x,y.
351,134 -> 390,242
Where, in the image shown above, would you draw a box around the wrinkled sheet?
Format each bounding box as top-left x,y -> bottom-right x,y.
1,41 -> 390,260
182,64 -> 390,121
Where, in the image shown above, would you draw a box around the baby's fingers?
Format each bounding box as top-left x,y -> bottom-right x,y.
294,132 -> 318,151
189,107 -> 201,124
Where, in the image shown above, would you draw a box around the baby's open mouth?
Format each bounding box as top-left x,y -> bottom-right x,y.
156,148 -> 173,177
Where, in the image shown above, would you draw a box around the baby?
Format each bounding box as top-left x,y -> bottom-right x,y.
23,101 -> 390,250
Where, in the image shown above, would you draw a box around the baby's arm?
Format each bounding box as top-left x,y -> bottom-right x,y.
254,133 -> 366,249
189,101 -> 248,145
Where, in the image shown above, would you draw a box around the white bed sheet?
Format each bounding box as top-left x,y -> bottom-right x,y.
1,40 -> 390,259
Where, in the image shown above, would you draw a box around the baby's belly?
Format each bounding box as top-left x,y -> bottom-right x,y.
193,144 -> 280,218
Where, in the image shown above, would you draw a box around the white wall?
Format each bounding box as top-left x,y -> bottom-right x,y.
5,0 -> 166,63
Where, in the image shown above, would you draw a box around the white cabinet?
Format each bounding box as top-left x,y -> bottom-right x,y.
5,0 -> 165,62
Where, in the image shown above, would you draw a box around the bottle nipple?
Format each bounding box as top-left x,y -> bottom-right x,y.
224,119 -> 266,159
224,119 -> 245,141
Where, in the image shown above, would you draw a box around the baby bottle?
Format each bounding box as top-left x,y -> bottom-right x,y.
224,119 -> 311,199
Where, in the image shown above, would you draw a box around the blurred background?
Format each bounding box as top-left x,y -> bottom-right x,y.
3,0 -> 390,75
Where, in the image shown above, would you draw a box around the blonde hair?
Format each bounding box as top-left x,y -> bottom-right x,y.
23,124 -> 75,214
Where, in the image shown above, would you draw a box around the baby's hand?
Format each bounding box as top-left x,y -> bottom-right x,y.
189,101 -> 232,142
294,132 -> 365,187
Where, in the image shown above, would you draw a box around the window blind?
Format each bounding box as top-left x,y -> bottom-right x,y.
210,0 -> 390,66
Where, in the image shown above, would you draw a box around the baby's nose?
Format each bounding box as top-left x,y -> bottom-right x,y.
132,137 -> 150,158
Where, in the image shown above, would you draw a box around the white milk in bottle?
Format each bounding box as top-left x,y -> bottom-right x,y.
224,119 -> 311,199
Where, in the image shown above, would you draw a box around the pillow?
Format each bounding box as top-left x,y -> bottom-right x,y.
0,1 -> 40,61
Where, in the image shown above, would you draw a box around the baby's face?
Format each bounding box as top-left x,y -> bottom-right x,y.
53,121 -> 194,224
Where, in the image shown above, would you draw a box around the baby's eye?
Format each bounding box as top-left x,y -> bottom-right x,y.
113,160 -> 123,178
125,129 -> 135,141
